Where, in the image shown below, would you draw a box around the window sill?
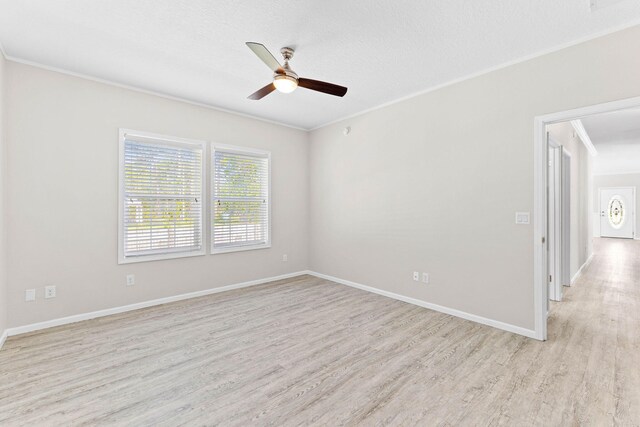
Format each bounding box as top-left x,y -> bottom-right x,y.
211,243 -> 271,255
118,249 -> 206,264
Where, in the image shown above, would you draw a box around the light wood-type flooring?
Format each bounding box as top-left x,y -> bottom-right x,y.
1,238 -> 639,426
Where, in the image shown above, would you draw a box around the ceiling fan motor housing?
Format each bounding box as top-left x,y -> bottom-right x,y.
276,47 -> 298,80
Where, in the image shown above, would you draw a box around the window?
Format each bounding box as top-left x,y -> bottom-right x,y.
212,145 -> 270,253
119,129 -> 205,263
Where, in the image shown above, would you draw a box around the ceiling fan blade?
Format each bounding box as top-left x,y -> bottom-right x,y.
247,83 -> 276,100
246,42 -> 283,73
298,78 -> 348,97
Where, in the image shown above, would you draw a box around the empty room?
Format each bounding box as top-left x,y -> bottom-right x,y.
1,1 -> 640,425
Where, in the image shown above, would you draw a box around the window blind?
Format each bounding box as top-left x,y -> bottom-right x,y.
212,149 -> 269,250
123,138 -> 203,258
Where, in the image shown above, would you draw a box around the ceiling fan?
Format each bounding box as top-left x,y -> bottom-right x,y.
245,42 -> 348,100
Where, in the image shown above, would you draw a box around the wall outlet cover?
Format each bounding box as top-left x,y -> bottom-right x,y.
126,274 -> 135,286
44,285 -> 56,299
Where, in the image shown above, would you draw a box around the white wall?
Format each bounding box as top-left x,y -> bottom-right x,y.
4,24 -> 640,336
0,52 -> 7,337
593,173 -> 640,237
548,122 -> 593,279
5,62 -> 309,328
309,25 -> 640,331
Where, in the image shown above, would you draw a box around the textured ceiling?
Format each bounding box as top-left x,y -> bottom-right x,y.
1,1 -> 640,130
583,108 -> 640,146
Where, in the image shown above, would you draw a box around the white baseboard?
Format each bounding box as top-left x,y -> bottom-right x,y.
0,329 -> 7,350
6,271 -> 309,337
4,269 -> 538,342
307,271 -> 538,340
571,253 -> 594,285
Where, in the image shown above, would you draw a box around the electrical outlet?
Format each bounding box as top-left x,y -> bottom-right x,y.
126,274 -> 135,286
44,285 -> 56,299
282,254 -> 288,262
413,271 -> 420,281
25,289 -> 36,302
422,273 -> 430,284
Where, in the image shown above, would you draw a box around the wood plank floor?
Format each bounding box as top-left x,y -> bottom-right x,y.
1,237 -> 639,426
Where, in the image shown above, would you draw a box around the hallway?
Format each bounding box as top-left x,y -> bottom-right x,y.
545,237 -> 640,425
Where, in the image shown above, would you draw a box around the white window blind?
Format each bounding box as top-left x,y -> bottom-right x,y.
120,132 -> 204,262
212,148 -> 270,252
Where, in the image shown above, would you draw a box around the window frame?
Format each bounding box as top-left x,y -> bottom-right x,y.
210,144 -> 272,255
118,129 -> 207,264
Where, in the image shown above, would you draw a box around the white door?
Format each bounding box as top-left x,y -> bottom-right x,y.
547,141 -> 570,300
561,149 -> 571,287
599,187 -> 635,239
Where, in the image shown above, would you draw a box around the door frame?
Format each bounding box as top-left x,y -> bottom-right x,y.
598,186 -> 636,239
533,95 -> 640,341
561,148 -> 571,288
547,138 -> 563,301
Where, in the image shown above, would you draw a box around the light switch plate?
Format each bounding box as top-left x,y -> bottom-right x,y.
25,289 -> 36,302
515,212 -> 530,225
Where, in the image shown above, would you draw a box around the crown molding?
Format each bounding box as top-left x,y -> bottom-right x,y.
2,53 -> 307,132
310,19 -> 640,131
571,119 -> 598,156
1,18 -> 640,132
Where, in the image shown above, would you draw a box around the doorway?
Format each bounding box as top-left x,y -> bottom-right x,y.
599,187 -> 635,238
534,95 -> 640,341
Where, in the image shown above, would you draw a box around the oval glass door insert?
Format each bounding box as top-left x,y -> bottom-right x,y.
608,196 -> 625,229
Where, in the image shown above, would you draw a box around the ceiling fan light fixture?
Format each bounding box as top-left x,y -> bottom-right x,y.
273,74 -> 298,93
246,42 -> 347,100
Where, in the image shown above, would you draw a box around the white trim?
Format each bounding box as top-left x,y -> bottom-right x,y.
121,129 -> 209,148
571,253 -> 594,285
118,129 -> 208,264
534,117 -> 548,341
311,18 -> 640,131
4,270 -> 541,340
307,271 -> 538,339
210,144 -> 272,255
6,271 -> 309,337
0,43 -> 7,350
570,120 -> 598,156
211,143 -> 271,158
593,170 -> 640,176
561,148 -> 572,289
548,143 -> 563,301
1,55 -> 306,132
0,330 -> 7,350
534,95 -> 640,342
212,244 -> 272,255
